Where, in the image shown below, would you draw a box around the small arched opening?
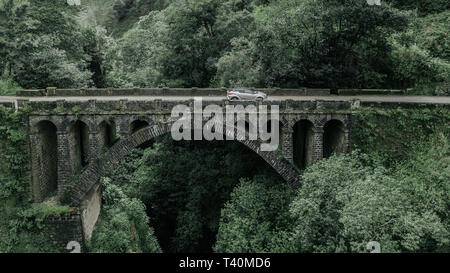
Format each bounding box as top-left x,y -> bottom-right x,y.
69,120 -> 90,169
99,120 -> 117,148
131,120 -> 150,134
323,119 -> 345,158
34,120 -> 58,201
293,120 -> 314,169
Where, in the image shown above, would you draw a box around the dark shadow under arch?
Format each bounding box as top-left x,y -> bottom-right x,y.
99,120 -> 117,148
34,120 -> 58,201
131,120 -> 150,134
69,121 -> 300,206
68,120 -> 90,168
323,119 -> 345,158
293,120 -> 314,169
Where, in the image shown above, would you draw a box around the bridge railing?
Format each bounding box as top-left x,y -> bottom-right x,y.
15,87 -> 409,97
16,87 -> 333,97
337,89 -> 404,95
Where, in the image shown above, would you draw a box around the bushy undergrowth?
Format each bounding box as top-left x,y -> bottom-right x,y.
0,107 -> 65,253
88,177 -> 162,253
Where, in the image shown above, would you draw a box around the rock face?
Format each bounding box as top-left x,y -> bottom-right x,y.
436,83 -> 450,96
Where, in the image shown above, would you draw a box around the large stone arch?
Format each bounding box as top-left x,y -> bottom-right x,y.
69,120 -> 300,206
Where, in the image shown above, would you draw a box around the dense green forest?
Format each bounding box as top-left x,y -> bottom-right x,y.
0,0 -> 449,93
0,0 -> 449,253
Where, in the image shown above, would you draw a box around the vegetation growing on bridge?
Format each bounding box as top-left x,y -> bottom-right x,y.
353,106 -> 450,166
0,107 -> 71,252
88,177 -> 161,253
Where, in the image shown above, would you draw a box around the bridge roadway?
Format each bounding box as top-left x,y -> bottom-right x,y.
1,95 -> 450,104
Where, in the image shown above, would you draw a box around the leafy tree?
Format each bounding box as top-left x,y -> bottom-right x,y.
0,77 -> 20,95
89,177 -> 162,253
389,38 -> 450,90
155,0 -> 222,87
18,35 -> 93,89
213,37 -> 262,88
0,107 -> 62,253
249,0 -> 411,88
0,0 -> 93,88
290,151 -> 449,253
393,133 -> 450,248
105,0 -> 268,88
104,10 -> 169,87
412,11 -> 450,61
352,107 -> 449,167
386,0 -> 450,16
385,10 -> 450,91
214,176 -> 296,253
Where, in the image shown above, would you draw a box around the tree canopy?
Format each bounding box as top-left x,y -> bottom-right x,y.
2,0 -> 447,93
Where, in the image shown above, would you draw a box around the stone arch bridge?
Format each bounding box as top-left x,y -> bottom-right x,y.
19,97 -> 354,248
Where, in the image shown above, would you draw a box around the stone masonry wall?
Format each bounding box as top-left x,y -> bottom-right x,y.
43,212 -> 85,253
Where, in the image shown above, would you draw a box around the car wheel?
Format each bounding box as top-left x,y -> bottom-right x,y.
256,97 -> 263,101
230,97 -> 239,100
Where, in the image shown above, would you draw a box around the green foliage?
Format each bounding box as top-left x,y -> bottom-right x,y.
88,177 -> 162,253
0,202 -> 69,253
386,0 -> 450,16
18,204 -> 73,228
104,10 -> 169,87
213,37 -> 262,88
0,207 -> 60,253
290,151 -> 449,253
214,176 -> 296,253
393,133 -> 450,240
0,0 -> 94,88
135,137 -> 284,253
101,135 -> 284,253
413,11 -> 450,61
100,0 -> 448,90
352,106 -> 450,167
0,107 -> 29,203
76,0 -> 117,29
389,39 -> 450,90
0,77 -> 20,95
104,0 -> 267,88
387,11 -> 450,92
2,0 -> 447,90
249,0 -> 411,88
0,107 -> 66,253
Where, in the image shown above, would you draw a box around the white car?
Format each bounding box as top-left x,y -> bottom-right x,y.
227,88 -> 267,101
